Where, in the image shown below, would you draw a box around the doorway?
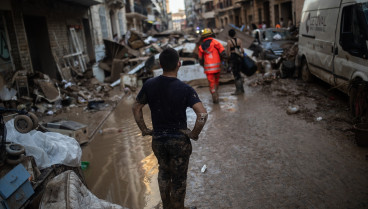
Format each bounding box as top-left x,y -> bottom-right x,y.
281,1 -> 292,24
263,1 -> 270,27
23,15 -> 57,79
274,4 -> 280,26
109,10 -> 117,37
258,8 -> 262,24
82,18 -> 95,63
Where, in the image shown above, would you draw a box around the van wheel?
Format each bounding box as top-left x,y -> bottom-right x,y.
301,60 -> 313,82
349,84 -> 368,118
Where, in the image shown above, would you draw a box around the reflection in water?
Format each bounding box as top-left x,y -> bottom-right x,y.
82,96 -> 160,209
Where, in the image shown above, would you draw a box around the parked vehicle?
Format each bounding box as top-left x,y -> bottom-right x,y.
252,28 -> 296,57
296,0 -> 368,117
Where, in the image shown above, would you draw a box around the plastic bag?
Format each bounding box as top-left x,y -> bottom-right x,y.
40,171 -> 126,209
0,87 -> 17,101
6,119 -> 81,169
240,54 -> 257,76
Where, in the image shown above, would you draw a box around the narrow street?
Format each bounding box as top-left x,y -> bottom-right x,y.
82,76 -> 368,209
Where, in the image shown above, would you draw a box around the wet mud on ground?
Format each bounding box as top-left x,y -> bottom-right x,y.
82,76 -> 368,209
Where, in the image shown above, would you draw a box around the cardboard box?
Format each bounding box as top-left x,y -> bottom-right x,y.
43,120 -> 88,145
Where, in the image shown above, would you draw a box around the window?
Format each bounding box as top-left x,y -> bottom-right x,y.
340,5 -> 367,57
363,3 -> 368,23
99,6 -> 108,39
118,11 -> 124,36
258,8 -> 262,24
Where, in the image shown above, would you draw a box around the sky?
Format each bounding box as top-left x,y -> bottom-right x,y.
169,0 -> 185,13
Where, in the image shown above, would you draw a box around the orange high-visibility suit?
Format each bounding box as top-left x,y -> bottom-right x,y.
198,37 -> 225,95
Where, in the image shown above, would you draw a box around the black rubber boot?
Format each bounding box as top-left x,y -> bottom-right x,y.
240,80 -> 244,93
232,79 -> 243,95
212,92 -> 219,104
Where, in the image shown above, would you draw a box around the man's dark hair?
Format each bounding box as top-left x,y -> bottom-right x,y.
159,48 -> 179,72
228,29 -> 236,37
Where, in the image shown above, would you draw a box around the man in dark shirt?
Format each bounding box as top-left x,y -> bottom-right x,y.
132,48 -> 207,209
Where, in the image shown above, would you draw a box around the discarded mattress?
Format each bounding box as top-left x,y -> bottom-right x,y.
5,119 -> 81,169
39,170 -> 127,209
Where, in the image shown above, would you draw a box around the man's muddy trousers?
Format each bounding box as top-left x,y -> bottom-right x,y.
152,135 -> 192,209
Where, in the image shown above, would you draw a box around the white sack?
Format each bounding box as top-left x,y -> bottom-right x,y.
6,119 -> 81,169
40,171 -> 126,209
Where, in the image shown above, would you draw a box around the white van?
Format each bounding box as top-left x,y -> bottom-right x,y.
296,0 -> 368,117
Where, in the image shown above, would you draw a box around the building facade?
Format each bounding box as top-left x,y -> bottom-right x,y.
172,9 -> 186,31
90,0 -> 126,62
236,0 -> 305,28
185,0 -> 202,28
192,0 -> 305,29
0,0 -> 101,80
214,0 -> 242,28
201,0 -> 216,28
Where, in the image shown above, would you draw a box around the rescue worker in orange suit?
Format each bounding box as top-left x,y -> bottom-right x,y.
198,28 -> 227,104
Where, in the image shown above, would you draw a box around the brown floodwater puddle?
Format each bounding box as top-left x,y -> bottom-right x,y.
80,85 -> 246,209
81,93 -> 199,209
82,94 -> 160,209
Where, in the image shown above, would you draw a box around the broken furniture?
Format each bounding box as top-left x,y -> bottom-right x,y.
43,120 -> 88,145
15,71 -> 30,99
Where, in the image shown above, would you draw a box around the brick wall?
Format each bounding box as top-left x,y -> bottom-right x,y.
47,15 -> 70,59
9,0 -> 92,76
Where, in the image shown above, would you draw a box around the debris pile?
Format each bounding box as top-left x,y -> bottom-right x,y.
0,68 -> 114,117
0,28 -> 202,120
0,25 -> 301,117
96,29 -> 200,87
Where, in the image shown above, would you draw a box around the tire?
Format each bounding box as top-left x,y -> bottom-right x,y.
301,59 -> 314,82
28,112 -> 39,129
6,154 -> 25,165
6,143 -> 25,156
14,115 -> 33,133
349,84 -> 368,118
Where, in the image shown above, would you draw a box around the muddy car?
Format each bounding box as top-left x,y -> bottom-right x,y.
252,28 -> 296,59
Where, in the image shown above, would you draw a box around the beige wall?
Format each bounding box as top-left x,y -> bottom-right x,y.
209,0 -> 305,28
91,5 -> 127,46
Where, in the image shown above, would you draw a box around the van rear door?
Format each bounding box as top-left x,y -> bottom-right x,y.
334,2 -> 368,92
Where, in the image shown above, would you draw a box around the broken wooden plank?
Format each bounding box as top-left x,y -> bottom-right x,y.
110,59 -> 125,83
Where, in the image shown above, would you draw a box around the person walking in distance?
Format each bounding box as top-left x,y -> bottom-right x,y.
132,48 -> 208,209
198,28 -> 227,104
227,29 -> 245,95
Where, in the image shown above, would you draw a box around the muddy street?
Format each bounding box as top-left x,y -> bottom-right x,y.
82,77 -> 368,209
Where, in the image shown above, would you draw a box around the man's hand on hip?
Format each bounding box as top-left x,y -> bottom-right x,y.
142,128 -> 153,136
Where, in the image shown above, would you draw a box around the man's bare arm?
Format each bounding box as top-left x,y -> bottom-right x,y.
132,101 -> 152,136
239,39 -> 244,53
186,102 -> 207,140
226,40 -> 231,57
